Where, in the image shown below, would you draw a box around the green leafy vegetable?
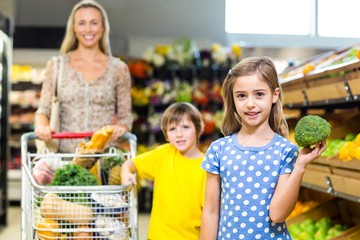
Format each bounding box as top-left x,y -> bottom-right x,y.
50,164 -> 99,186
49,164 -> 99,204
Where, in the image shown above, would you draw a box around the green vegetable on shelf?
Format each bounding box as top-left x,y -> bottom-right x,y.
294,115 -> 331,147
289,217 -> 347,239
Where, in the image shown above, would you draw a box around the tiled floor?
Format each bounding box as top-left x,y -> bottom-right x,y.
0,205 -> 150,239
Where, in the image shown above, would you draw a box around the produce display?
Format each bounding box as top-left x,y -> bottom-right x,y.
294,115 -> 331,147
279,45 -> 360,79
321,132 -> 359,159
288,217 -> 347,240
279,44 -> 360,240
287,200 -> 319,220
338,133 -> 360,161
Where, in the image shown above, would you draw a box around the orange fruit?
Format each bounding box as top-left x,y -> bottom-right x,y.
302,63 -> 315,74
339,141 -> 357,161
355,133 -> 360,145
73,225 -> 92,239
352,145 -> 360,160
36,219 -> 60,240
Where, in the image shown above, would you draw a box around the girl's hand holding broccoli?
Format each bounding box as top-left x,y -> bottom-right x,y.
294,115 -> 331,148
296,140 -> 327,171
293,115 -> 330,170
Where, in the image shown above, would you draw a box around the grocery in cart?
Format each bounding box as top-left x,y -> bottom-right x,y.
21,129 -> 138,240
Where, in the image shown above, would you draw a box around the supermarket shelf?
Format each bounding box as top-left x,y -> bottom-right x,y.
7,170 -> 21,202
9,140 -> 20,148
281,47 -> 360,206
284,95 -> 360,111
301,182 -> 360,203
11,81 -> 42,91
302,159 -> 360,204
280,58 -> 360,84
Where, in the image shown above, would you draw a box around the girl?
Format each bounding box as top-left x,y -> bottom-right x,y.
200,56 -> 326,239
121,102 -> 206,240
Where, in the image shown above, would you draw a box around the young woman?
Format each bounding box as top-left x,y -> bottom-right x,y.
121,102 -> 206,240
34,0 -> 132,153
200,56 -> 327,239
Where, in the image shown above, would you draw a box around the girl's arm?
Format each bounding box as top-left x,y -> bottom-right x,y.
200,172 -> 221,240
269,140 -> 327,223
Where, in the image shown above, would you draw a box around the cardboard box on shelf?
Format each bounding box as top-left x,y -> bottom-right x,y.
305,81 -> 348,102
301,156 -> 360,200
348,78 -> 360,95
283,89 -> 305,105
332,225 -> 360,240
302,168 -> 332,189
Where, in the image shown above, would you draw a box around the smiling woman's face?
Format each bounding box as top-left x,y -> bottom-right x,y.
73,7 -> 104,49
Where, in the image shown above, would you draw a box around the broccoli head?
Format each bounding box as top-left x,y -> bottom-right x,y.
294,115 -> 331,147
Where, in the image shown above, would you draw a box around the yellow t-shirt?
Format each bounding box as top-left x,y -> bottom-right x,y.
134,143 -> 206,240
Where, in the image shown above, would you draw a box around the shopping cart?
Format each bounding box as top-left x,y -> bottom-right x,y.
21,132 -> 138,240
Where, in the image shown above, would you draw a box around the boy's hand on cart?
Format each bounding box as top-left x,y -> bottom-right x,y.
35,125 -> 53,141
121,170 -> 137,185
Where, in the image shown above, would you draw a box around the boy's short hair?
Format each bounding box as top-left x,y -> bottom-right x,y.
161,102 -> 204,142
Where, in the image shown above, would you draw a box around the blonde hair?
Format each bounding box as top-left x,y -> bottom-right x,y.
221,56 -> 289,138
60,0 -> 111,55
161,102 -> 204,143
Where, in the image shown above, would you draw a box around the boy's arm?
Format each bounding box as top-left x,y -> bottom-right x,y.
121,159 -> 137,185
200,172 -> 221,240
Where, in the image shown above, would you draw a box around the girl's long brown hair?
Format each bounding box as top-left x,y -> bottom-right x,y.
221,56 -> 289,138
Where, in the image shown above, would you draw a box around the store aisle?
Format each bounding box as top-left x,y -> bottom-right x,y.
0,206 -> 150,239
0,206 -> 21,239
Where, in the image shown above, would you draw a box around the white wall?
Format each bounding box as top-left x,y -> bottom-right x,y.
0,0 -> 14,17
10,0 -> 225,56
1,0 -> 356,62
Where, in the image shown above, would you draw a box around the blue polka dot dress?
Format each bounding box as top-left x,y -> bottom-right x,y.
201,133 -> 299,240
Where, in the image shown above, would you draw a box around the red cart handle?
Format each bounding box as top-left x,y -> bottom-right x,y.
51,132 -> 94,139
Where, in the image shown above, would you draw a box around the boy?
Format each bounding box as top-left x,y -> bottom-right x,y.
121,102 -> 206,240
